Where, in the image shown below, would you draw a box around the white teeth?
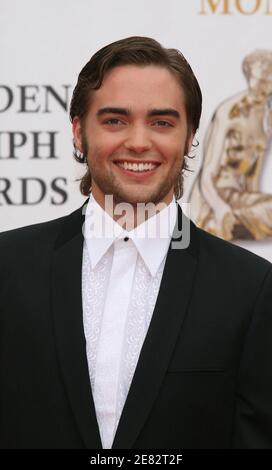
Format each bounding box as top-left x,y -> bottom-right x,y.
117,162 -> 158,172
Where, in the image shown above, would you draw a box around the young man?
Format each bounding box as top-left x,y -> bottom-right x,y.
0,37 -> 272,449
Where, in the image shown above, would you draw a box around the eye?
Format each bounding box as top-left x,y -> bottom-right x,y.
153,120 -> 173,127
104,118 -> 125,125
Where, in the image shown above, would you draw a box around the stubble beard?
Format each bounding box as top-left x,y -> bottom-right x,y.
88,155 -> 183,208
81,134 -> 184,207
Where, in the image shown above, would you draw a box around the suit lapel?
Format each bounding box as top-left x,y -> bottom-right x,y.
51,200 -> 199,450
51,200 -> 102,449
112,204 -> 199,449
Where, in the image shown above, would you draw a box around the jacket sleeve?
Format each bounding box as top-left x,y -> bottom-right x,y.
232,266 -> 272,448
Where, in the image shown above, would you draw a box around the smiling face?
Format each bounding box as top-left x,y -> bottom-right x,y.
73,64 -> 193,208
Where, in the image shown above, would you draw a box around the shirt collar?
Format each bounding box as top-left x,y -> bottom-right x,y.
83,193 -> 178,277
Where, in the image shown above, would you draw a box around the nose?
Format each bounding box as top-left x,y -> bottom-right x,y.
124,124 -> 152,154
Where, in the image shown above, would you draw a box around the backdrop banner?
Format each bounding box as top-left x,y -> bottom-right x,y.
1,0 -> 272,261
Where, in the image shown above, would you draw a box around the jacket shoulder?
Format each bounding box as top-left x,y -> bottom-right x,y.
0,205 -> 84,261
0,214 -> 66,249
195,224 -> 272,275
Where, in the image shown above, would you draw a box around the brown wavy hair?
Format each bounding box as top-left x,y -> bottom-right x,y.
70,36 -> 202,199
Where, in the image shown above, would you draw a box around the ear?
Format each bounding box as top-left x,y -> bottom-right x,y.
185,131 -> 195,155
72,116 -> 83,153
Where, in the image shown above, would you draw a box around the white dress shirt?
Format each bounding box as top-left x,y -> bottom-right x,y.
82,193 -> 177,449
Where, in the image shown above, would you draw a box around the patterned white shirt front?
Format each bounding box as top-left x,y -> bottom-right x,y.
82,193 -> 177,449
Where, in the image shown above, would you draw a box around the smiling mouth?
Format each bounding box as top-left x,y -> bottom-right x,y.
113,161 -> 161,173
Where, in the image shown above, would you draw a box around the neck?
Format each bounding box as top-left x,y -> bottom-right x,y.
249,87 -> 268,101
91,191 -> 174,231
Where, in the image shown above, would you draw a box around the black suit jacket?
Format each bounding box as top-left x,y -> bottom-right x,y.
0,199 -> 272,449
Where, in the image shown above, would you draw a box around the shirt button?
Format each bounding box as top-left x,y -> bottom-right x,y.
124,237 -> 129,242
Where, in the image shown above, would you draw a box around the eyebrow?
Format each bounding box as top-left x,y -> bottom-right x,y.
96,107 -> 180,119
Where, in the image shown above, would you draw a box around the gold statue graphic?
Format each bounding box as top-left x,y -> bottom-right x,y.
190,49 -> 272,241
